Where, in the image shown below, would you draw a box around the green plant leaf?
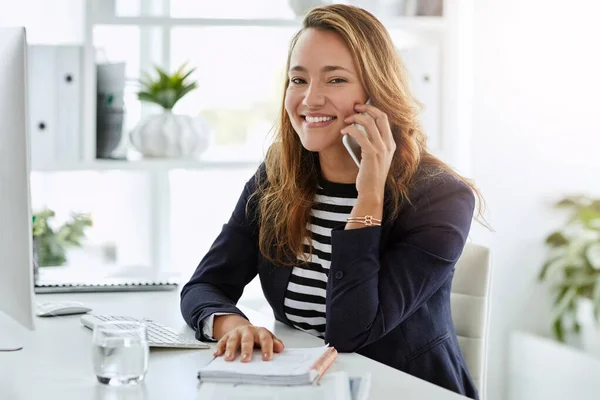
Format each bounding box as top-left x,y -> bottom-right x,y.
551,286 -> 577,322
573,321 -> 581,334
173,82 -> 198,106
554,286 -> 569,304
157,89 -> 177,110
555,275 -> 597,288
586,243 -> 600,270
545,231 -> 568,247
154,65 -> 171,84
593,276 -> 600,321
178,68 -> 196,85
538,255 -> 566,280
564,265 -> 585,278
553,318 -> 565,342
556,196 -> 588,208
137,91 -> 160,103
576,207 -> 600,227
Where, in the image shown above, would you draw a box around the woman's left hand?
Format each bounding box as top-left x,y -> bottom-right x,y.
342,103 -> 396,203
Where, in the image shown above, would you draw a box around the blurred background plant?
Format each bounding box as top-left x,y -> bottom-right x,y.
137,62 -> 197,111
538,196 -> 600,342
32,208 -> 93,267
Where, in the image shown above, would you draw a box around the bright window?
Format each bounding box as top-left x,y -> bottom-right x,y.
170,26 -> 294,161
170,0 -> 296,19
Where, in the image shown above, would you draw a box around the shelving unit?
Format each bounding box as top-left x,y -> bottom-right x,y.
34,0 -> 473,274
33,159 -> 260,172
91,15 -> 448,31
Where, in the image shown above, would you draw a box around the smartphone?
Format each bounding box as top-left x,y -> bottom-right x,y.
342,98 -> 371,167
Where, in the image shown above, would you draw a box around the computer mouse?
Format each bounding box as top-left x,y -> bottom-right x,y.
36,301 -> 92,317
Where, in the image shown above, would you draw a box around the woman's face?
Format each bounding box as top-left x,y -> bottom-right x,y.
285,28 -> 368,153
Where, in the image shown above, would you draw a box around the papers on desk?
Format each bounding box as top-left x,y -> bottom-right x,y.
197,346 -> 338,386
35,265 -> 179,293
197,371 -> 371,400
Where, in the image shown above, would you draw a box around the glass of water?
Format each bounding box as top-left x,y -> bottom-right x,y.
92,321 -> 149,385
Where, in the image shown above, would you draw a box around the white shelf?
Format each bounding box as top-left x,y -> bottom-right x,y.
32,159 -> 261,172
92,16 -> 447,31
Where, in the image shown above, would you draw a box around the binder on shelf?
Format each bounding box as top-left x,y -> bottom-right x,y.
28,45 -> 83,169
55,46 -> 83,164
96,62 -> 127,159
28,45 -> 57,168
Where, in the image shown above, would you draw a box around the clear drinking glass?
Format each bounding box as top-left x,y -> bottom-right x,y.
92,321 -> 149,385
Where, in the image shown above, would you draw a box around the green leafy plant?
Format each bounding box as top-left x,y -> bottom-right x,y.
32,208 -> 93,267
538,196 -> 600,342
137,63 -> 198,111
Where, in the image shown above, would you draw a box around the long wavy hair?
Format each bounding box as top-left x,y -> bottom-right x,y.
252,4 -> 486,266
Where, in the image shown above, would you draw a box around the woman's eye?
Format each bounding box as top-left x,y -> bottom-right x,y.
290,77 -> 306,84
329,78 -> 347,84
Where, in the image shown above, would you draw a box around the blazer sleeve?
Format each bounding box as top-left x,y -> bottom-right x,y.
324,174 -> 475,352
180,167 -> 262,341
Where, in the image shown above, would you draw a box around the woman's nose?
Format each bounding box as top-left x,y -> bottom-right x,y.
302,85 -> 326,108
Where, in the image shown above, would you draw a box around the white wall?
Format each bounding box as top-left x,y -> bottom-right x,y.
471,1 -> 600,399
0,0 -> 84,44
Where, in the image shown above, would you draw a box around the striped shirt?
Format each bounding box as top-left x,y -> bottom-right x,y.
283,179 -> 358,338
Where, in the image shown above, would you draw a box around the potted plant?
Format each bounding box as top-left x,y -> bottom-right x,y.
538,195 -> 600,356
129,63 -> 211,158
32,208 -> 93,268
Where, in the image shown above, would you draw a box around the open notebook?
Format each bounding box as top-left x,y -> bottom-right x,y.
197,346 -> 338,386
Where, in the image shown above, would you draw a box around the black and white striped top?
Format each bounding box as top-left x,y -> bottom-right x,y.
283,179 -> 358,338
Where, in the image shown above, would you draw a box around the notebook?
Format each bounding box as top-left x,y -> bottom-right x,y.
197,345 -> 338,386
197,371 -> 361,400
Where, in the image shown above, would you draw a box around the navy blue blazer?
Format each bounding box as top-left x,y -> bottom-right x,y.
181,164 -> 479,399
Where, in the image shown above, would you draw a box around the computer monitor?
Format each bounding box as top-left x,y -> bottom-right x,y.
0,27 -> 35,351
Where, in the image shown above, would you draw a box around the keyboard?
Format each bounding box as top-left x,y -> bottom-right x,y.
80,314 -> 210,350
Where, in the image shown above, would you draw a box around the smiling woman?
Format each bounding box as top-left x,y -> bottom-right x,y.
181,4 -> 483,400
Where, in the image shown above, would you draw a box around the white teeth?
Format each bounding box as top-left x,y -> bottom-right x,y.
305,116 -> 334,123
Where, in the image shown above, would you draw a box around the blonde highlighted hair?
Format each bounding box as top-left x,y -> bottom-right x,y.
252,4 -> 485,265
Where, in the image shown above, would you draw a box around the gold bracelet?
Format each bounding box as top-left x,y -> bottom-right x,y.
346,215 -> 382,226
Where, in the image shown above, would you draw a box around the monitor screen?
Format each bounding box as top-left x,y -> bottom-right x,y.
0,27 -> 35,351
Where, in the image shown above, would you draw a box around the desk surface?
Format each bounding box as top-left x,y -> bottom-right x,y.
0,291 -> 465,400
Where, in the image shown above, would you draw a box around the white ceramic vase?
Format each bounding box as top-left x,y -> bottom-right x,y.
129,111 -> 211,158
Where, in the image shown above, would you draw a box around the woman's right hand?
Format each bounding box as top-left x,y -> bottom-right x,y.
213,315 -> 285,362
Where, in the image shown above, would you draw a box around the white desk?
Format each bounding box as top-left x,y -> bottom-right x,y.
0,291 -> 466,400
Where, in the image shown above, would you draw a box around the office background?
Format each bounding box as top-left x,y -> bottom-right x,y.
1,0 -> 600,399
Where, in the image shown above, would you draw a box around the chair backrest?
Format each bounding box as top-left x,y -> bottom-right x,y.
451,242 -> 492,398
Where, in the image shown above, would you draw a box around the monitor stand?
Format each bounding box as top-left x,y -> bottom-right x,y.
0,313 -> 24,351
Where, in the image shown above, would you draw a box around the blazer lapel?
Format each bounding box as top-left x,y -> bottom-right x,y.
259,258 -> 293,324
380,188 -> 395,249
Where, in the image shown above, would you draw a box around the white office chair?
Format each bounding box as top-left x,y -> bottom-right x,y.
451,243 -> 492,399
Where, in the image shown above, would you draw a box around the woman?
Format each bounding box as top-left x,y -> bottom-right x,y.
181,4 -> 482,399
